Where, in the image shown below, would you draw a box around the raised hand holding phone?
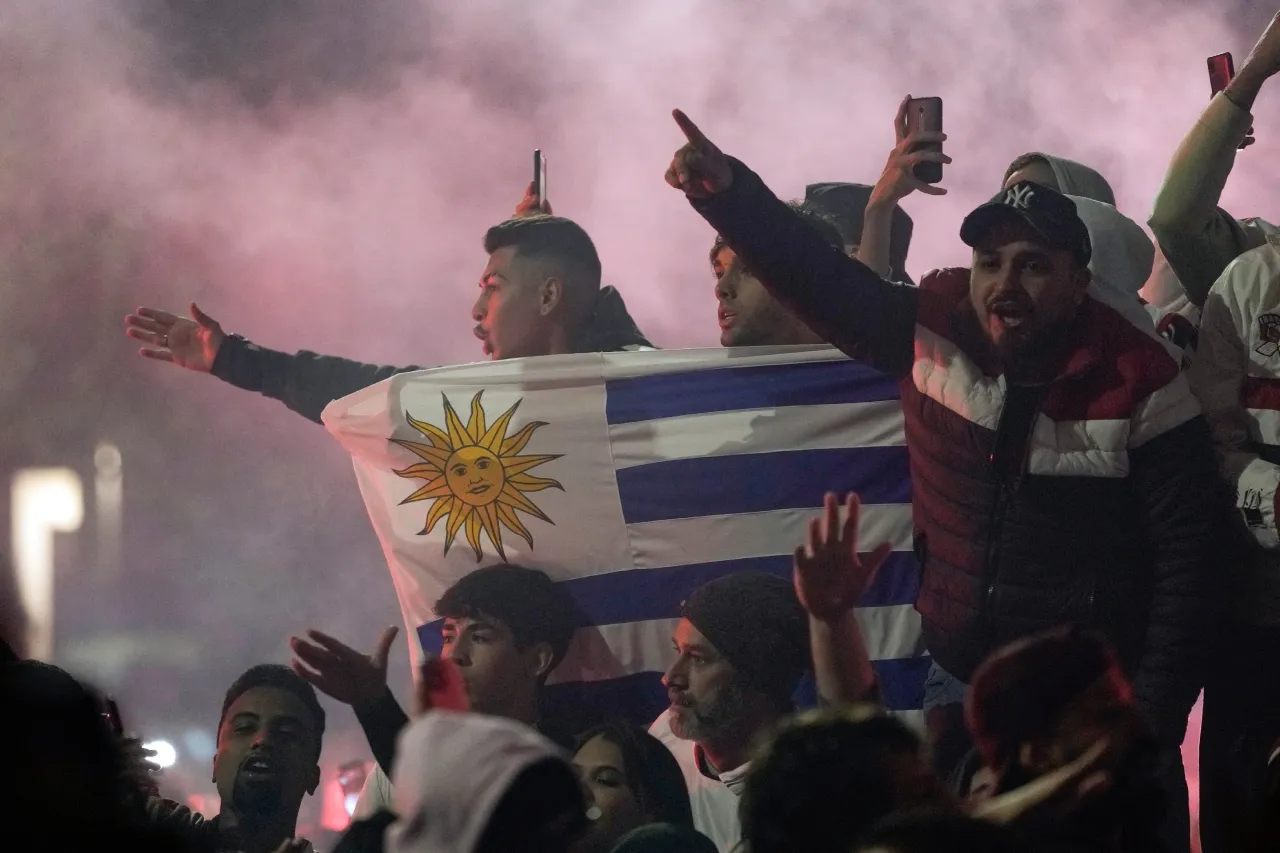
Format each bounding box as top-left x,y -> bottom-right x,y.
1209,52 -> 1254,149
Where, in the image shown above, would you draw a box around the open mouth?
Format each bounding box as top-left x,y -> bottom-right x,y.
717,309 -> 737,331
990,302 -> 1031,329
241,755 -> 279,779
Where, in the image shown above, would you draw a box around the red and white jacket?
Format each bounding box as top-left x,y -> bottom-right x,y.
1188,236 -> 1280,626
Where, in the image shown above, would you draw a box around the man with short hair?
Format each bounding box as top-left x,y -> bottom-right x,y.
664,111 -> 1222,850
289,564 -> 580,817
713,195 -> 911,348
124,213 -> 652,424
148,663 -> 326,853
711,203 -> 844,347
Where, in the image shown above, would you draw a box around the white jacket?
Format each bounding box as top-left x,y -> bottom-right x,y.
1187,235 -> 1280,626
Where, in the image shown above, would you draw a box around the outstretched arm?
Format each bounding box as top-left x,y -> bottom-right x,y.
126,304 -> 421,424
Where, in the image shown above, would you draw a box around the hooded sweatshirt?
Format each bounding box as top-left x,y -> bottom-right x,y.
1008,153 -> 1116,206
1068,196 -> 1158,335
385,711 -> 568,853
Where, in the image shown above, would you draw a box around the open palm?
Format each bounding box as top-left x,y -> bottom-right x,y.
794,492 -> 893,622
124,303 -> 225,372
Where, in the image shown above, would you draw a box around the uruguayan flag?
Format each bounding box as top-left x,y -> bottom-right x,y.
323,346 -> 927,731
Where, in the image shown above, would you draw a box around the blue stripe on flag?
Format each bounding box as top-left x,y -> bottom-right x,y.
616,447 -> 911,524
558,552 -> 919,627
416,552 -> 917,641
605,360 -> 900,425
872,657 -> 931,711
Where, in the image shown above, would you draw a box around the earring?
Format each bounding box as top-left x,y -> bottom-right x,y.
586,805 -> 603,821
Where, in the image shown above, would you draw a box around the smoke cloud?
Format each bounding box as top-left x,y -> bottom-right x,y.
0,0 -> 1272,803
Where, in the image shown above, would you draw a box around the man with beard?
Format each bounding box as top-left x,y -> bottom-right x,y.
148,664 -> 326,853
967,627 -> 1166,853
652,492 -> 890,852
649,571 -> 810,853
663,111 -> 1222,851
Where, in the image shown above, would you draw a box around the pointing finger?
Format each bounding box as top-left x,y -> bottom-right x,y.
672,109 -> 712,149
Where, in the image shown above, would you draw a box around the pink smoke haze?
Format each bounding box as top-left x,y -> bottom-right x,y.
1,0 -> 1273,832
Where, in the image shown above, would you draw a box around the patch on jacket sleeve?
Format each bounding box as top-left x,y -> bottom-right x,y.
1256,313 -> 1280,358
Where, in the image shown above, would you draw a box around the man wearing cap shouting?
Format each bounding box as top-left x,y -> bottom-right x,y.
662,111 -> 1224,850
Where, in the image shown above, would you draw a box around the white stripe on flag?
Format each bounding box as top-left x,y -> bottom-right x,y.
626,504 -> 914,571
609,400 -> 906,469
549,605 -> 923,685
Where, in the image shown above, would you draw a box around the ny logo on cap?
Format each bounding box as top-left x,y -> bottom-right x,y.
1004,185 -> 1036,210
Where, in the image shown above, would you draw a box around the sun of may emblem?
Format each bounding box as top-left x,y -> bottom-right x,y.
391,391 -> 563,562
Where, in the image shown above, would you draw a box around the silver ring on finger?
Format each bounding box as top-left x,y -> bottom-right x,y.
159,334 -> 169,347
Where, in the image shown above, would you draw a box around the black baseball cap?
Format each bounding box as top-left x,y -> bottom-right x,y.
959,181 -> 1092,266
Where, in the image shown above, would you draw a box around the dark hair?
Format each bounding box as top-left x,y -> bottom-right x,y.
220,664 -> 326,756
574,721 -> 694,828
710,201 -> 844,269
475,757 -> 587,853
853,809 -> 1028,853
966,625 -> 1123,773
483,215 -> 602,309
740,707 -> 930,853
1003,152 -> 1051,186
435,564 -> 580,678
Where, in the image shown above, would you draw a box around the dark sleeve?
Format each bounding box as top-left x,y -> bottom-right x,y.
690,159 -> 919,377
354,688 -> 410,776
142,797 -> 219,851
1128,415 -> 1224,744
210,334 -> 423,425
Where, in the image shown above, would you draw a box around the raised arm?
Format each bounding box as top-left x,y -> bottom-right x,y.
664,110 -> 919,377
793,492 -> 892,707
858,96 -> 949,280
1148,12 -> 1280,306
125,304 -> 420,424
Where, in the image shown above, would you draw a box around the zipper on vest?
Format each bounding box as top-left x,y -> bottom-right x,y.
981,384 -> 1047,614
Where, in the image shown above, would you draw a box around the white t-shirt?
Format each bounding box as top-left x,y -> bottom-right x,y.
649,709 -> 747,853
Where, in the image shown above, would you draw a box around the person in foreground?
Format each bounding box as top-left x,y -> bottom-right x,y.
967,627 -> 1166,853
662,109 -> 1222,851
147,664 -> 325,853
385,710 -> 587,853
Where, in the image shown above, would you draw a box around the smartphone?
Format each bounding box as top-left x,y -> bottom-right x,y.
105,696 -> 125,737
533,149 -> 548,211
1207,52 -> 1235,96
905,97 -> 944,184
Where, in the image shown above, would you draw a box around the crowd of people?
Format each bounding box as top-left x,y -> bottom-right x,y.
8,9 -> 1280,853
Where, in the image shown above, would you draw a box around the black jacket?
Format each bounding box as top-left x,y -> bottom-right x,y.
691,159 -> 1223,744
210,286 -> 652,424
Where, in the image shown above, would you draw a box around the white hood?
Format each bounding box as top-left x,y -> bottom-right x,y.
385,711 -> 566,853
